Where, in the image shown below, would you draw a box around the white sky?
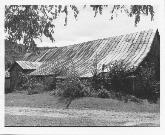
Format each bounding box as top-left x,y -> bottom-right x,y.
35,5 -> 158,47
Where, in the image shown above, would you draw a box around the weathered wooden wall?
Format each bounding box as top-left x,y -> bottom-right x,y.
10,63 -> 22,91
5,77 -> 10,93
137,30 -> 160,80
10,63 -> 35,91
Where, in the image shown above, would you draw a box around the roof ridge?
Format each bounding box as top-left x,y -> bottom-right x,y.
53,29 -> 156,48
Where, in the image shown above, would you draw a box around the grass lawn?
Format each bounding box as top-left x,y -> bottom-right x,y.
5,91 -> 160,113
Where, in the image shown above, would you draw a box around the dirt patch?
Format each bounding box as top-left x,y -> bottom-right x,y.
5,106 -> 160,126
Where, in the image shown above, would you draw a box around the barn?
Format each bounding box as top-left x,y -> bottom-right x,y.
8,29 -> 159,93
9,61 -> 42,91
28,29 -> 159,81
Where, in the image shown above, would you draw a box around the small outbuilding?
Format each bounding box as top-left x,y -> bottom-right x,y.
9,61 -> 42,91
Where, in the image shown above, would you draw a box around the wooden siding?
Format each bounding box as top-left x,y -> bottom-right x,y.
10,63 -> 22,91
9,63 -> 36,91
5,78 -> 10,92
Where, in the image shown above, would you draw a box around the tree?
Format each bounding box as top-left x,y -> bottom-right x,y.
56,60 -> 86,109
5,5 -> 79,50
5,5 -> 155,51
90,5 -> 154,25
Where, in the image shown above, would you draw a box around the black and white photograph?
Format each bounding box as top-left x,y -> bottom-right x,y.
3,2 -> 161,129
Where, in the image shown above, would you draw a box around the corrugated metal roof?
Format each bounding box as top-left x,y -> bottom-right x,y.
16,61 -> 42,70
29,29 -> 157,77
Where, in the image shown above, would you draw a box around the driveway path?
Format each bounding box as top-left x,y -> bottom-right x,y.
5,106 -> 160,126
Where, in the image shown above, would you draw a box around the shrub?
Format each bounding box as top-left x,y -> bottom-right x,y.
106,60 -> 132,93
44,76 -> 57,91
50,87 -> 63,96
15,72 -> 27,90
55,61 -> 88,108
20,76 -> 45,95
135,62 -> 160,103
97,87 -> 110,98
27,82 -> 45,95
89,58 -> 134,98
27,87 -> 39,95
57,77 -> 85,108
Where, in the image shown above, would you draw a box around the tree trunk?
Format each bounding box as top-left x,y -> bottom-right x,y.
65,98 -> 72,109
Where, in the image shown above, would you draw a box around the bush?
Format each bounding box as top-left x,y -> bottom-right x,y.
58,77 -> 84,96
27,82 -> 45,95
21,76 -> 46,95
106,60 -> 132,93
16,72 -> 29,91
55,61 -> 89,108
27,87 -> 39,95
57,77 -> 85,108
97,87 -> 110,98
89,59 -> 134,99
135,62 -> 160,103
50,87 -> 63,96
44,76 -> 57,91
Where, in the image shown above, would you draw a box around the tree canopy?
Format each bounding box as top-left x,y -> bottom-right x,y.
5,5 -> 155,51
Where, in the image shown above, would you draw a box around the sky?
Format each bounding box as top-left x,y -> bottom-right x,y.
35,5 -> 158,47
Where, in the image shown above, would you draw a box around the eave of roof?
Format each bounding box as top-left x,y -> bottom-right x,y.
9,61 -> 42,71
